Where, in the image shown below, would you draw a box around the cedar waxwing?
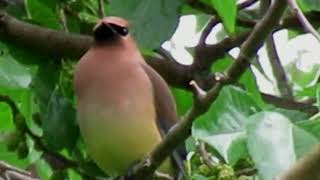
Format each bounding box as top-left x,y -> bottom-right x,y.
74,17 -> 183,178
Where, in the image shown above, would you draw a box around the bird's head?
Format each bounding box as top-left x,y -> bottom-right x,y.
93,16 -> 130,43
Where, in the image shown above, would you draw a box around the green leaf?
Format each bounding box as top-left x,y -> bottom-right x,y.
195,14 -> 210,33
35,158 -> 53,180
298,116 -> 320,140
109,0 -> 182,49
297,0 -> 320,12
171,87 -> 193,116
247,112 -> 318,180
0,89 -> 34,131
211,56 -> 233,73
269,107 -> 309,123
26,0 -> 61,29
296,83 -> 320,98
0,44 -> 32,90
31,62 -> 60,113
292,125 -> 319,159
42,90 -> 79,151
192,86 -> 261,164
285,62 -> 320,88
212,55 -> 265,107
239,68 -> 265,108
0,143 -> 29,168
210,0 -> 236,34
78,11 -> 100,24
317,84 -> 320,110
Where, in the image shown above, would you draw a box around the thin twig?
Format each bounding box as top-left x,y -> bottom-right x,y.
0,161 -> 39,180
235,167 -> 257,177
98,0 -> 105,18
266,34 -> 293,99
189,80 -> 207,100
154,171 -> 173,180
59,5 -> 68,33
239,0 -> 258,9
199,18 -> 219,45
197,142 -> 216,167
287,0 -> 320,42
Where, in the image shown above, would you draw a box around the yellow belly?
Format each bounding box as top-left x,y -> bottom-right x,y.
77,102 -> 168,176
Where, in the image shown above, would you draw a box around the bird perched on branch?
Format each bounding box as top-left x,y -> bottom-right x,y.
74,16 -> 184,178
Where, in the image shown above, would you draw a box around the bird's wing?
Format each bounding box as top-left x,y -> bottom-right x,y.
140,62 -> 179,135
141,62 -> 187,179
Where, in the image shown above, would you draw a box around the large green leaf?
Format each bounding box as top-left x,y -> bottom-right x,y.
31,62 -> 59,113
26,0 -> 61,29
210,0 -> 236,34
42,90 -> 79,151
297,0 -> 320,11
297,115 -> 320,140
109,0 -> 182,49
192,86 -> 261,164
247,112 -> 318,180
0,44 -> 32,90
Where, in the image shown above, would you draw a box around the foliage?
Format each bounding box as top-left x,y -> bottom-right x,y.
0,0 -> 320,179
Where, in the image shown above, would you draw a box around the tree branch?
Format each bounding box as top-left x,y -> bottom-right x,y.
198,18 -> 219,45
0,161 -> 39,180
126,0 -> 288,178
266,34 -> 293,99
98,0 -> 105,18
287,0 -> 320,42
0,7 -> 316,112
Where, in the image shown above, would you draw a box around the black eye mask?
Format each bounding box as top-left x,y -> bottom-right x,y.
93,23 -> 129,42
109,23 -> 129,36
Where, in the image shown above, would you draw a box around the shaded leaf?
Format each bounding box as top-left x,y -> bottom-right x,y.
297,0 -> 320,12
109,0 -> 182,49
0,44 -> 32,90
171,87 -> 193,116
42,90 -> 79,151
297,115 -> 320,140
26,0 -> 61,29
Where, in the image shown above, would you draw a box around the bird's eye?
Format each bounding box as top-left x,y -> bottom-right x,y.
109,23 -> 129,36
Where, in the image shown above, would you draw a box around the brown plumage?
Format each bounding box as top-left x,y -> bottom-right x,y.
74,16 -> 181,177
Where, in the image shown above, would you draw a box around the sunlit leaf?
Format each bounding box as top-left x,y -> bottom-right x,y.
210,0 -> 236,34
192,86 -> 261,164
247,112 -> 318,179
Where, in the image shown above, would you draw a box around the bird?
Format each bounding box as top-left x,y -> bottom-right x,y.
74,16 -> 183,178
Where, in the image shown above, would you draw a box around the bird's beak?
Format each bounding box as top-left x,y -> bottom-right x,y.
93,22 -> 117,41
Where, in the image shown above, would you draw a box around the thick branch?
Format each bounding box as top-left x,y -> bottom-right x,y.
0,6 -> 316,113
0,11 -> 92,58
